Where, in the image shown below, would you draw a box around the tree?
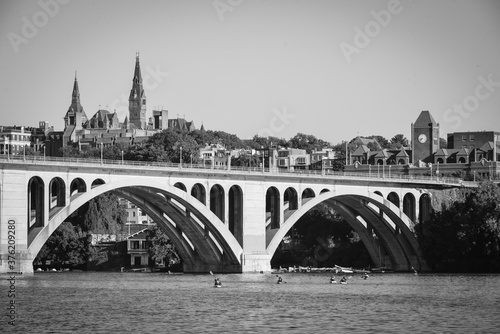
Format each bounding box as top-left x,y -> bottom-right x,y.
390,134 -> 408,149
35,222 -> 90,269
83,194 -> 127,234
231,151 -> 260,167
146,226 -> 180,266
416,182 -> 500,272
251,135 -> 287,149
288,133 -> 331,153
439,137 -> 447,149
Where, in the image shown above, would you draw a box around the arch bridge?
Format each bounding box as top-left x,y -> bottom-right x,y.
0,156 -> 465,274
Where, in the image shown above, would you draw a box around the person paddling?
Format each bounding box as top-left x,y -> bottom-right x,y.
277,275 -> 283,284
214,277 -> 221,286
330,275 -> 337,283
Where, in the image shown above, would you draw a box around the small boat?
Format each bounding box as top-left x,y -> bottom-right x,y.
330,280 -> 337,284
214,284 -> 222,288
340,281 -> 347,285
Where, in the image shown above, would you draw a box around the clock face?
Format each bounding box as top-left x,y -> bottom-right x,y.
418,134 -> 427,143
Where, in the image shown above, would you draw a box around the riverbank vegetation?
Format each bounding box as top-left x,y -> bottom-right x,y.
416,182 -> 500,273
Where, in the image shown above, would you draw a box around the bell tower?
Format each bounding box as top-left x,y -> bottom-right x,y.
129,52 -> 147,129
411,110 -> 439,164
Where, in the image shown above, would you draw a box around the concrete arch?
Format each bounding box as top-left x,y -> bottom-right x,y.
387,192 -> 400,208
70,178 -> 87,197
419,193 -> 432,223
374,191 -> 383,197
228,185 -> 243,247
49,177 -> 66,211
284,187 -> 298,210
320,188 -> 330,194
210,184 -> 225,222
174,182 -> 187,192
266,186 -> 280,229
91,178 -> 105,188
301,188 -> 315,199
267,190 -> 427,271
403,193 -> 416,222
28,179 -> 243,273
191,183 -> 206,205
27,176 -> 44,236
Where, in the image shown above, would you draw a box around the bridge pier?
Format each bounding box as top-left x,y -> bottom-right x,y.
241,252 -> 271,273
0,251 -> 35,275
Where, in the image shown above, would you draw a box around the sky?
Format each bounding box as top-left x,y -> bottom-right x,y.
1,0 -> 500,145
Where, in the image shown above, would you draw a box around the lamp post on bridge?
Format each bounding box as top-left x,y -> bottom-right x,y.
43,146 -> 46,161
121,150 -> 124,165
180,146 -> 183,168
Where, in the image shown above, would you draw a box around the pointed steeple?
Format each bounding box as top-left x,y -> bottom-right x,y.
63,72 -> 88,146
72,71 -> 80,104
133,52 -> 142,84
129,52 -> 147,129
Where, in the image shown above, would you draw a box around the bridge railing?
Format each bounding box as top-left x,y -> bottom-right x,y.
0,154 -> 465,185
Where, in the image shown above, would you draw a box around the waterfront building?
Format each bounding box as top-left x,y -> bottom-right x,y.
277,148 -> 310,171
344,110 -> 499,180
310,148 -> 339,173
126,228 -> 151,266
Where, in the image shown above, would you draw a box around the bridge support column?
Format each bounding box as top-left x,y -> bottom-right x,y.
0,251 -> 34,275
242,253 -> 271,272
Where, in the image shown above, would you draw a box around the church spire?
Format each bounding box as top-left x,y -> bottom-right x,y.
129,52 -> 147,129
64,72 -> 88,133
72,71 -> 80,104
132,52 -> 142,85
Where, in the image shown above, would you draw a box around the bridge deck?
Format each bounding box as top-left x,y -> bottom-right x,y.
0,155 -> 465,187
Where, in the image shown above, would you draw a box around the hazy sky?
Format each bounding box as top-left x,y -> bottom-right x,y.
1,0 -> 499,144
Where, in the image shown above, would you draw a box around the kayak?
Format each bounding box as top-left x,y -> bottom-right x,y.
340,281 -> 347,285
214,284 -> 222,288
330,281 -> 337,284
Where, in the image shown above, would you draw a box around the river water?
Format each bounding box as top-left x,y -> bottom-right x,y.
2,271 -> 499,333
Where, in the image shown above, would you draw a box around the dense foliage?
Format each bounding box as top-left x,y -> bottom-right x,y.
35,222 -> 90,269
416,182 -> 500,272
146,226 -> 181,269
35,194 -> 128,269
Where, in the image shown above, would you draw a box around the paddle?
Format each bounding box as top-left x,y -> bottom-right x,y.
210,271 -> 222,286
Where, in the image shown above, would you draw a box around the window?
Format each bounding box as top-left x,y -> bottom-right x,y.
462,135 -> 467,141
130,241 -> 140,249
469,134 -> 475,141
296,157 -> 306,164
279,159 -> 286,166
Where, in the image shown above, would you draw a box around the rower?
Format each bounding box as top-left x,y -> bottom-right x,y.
214,277 -> 221,286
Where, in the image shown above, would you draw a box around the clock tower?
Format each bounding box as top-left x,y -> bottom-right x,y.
411,110 -> 439,164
